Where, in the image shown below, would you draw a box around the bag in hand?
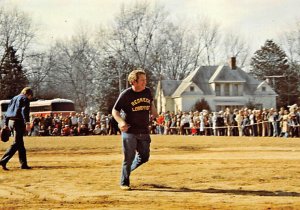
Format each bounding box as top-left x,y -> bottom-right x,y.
1,127 -> 11,142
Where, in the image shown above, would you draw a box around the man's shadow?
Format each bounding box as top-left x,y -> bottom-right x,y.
134,184 -> 300,197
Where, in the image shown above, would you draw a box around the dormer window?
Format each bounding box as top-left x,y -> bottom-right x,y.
190,86 -> 195,92
262,86 -> 266,92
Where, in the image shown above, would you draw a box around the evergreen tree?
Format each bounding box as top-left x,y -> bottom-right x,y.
285,62 -> 300,106
250,40 -> 288,81
249,40 -> 297,107
0,46 -> 29,99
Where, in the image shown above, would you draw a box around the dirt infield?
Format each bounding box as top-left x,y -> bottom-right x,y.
0,135 -> 300,209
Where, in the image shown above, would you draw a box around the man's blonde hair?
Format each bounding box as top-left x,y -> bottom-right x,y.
20,87 -> 33,96
128,69 -> 146,85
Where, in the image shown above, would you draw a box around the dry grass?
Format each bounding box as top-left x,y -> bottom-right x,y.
1,135 -> 300,209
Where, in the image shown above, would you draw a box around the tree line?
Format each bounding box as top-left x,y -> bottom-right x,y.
0,2 -> 299,113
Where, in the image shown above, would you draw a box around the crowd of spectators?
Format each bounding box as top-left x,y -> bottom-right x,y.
2,104 -> 299,138
150,104 -> 300,138
27,112 -> 120,136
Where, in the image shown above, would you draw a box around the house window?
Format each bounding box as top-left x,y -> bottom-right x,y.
215,84 -> 220,96
233,84 -> 238,96
262,86 -> 266,92
190,86 -> 195,92
224,84 -> 230,96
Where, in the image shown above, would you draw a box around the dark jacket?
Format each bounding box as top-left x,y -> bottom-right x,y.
5,94 -> 30,125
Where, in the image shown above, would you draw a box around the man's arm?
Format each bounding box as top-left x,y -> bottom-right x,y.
151,101 -> 159,119
112,108 -> 130,132
21,98 -> 31,132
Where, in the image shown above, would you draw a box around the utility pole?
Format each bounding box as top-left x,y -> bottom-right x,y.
265,74 -> 286,105
159,74 -> 162,113
264,75 -> 285,88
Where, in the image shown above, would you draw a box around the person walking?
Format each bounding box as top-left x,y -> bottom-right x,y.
0,87 -> 33,170
112,69 -> 158,190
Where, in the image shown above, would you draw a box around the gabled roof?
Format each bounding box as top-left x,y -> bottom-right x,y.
170,66 -> 216,96
159,65 -> 277,97
172,81 -> 193,97
209,65 -> 246,83
159,80 -> 181,97
172,81 -> 203,97
170,68 -> 201,97
254,80 -> 277,95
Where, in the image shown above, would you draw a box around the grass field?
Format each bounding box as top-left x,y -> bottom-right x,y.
0,135 -> 300,209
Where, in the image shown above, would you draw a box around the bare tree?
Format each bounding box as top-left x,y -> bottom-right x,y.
47,28 -> 98,111
192,17 -> 221,66
24,50 -> 56,98
0,7 -> 36,63
103,2 -> 168,83
152,22 -> 196,80
222,32 -> 251,67
280,20 -> 300,64
280,20 -> 300,104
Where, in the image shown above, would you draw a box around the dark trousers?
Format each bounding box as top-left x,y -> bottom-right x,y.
0,120 -> 28,167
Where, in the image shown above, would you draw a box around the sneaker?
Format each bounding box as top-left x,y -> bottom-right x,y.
120,185 -> 131,190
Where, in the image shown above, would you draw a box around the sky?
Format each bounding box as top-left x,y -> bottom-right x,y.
1,0 -> 300,52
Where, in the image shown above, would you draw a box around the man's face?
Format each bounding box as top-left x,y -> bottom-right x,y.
133,74 -> 147,91
27,94 -> 33,101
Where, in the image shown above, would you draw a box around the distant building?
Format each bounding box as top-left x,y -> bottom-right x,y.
155,57 -> 277,112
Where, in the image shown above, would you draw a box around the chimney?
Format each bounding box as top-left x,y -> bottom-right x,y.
229,57 -> 236,70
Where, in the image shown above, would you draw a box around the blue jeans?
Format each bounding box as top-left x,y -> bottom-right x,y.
120,133 -> 151,186
272,121 -> 279,137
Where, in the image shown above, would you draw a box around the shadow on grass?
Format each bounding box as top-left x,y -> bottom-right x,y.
32,165 -> 83,170
134,184 -> 300,197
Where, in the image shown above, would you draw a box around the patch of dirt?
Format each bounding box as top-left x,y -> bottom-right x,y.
0,135 -> 300,209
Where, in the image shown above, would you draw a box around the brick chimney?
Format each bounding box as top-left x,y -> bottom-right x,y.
229,57 -> 237,70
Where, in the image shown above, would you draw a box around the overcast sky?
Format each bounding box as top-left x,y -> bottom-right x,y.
1,0 -> 300,52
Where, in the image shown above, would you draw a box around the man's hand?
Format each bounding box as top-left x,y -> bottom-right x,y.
25,123 -> 31,132
118,121 -> 130,132
112,108 -> 130,132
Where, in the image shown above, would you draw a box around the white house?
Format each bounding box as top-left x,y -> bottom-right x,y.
155,58 -> 277,113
